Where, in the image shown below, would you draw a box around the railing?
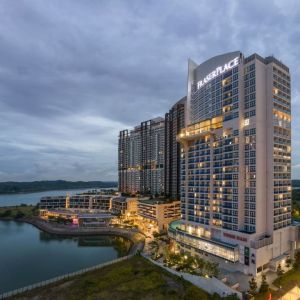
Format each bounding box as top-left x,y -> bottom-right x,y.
0,255 -> 133,299
250,236 -> 273,249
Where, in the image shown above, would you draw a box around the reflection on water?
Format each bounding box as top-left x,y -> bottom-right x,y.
39,231 -> 131,254
0,220 -> 131,294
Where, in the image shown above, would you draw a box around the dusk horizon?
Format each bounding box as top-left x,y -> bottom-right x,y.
1,1 -> 300,299
1,0 -> 300,182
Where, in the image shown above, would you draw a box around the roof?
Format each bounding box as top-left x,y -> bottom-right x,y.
172,96 -> 186,109
47,210 -> 76,215
138,199 -> 179,205
169,219 -> 183,231
78,213 -> 113,219
45,209 -> 113,219
112,196 -> 127,203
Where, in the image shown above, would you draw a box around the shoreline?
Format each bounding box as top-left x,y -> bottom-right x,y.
0,186 -> 117,196
0,217 -> 145,255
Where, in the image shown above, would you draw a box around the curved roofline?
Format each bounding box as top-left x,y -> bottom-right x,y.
171,96 -> 186,109
195,51 -> 241,68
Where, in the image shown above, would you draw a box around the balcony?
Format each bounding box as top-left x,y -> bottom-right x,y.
177,116 -> 222,142
250,235 -> 273,249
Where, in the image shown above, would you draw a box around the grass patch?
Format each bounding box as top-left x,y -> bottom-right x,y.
0,205 -> 38,219
11,256 -> 214,300
271,264 -> 300,298
254,262 -> 300,299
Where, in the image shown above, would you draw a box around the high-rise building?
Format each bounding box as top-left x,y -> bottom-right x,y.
118,117 -> 165,195
168,51 -> 295,275
118,129 -> 131,193
165,96 -> 186,200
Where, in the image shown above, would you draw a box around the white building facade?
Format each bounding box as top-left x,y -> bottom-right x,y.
169,51 -> 296,275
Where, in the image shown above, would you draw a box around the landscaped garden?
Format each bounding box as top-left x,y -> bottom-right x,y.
248,251 -> 300,299
163,251 -> 219,277
146,232 -> 219,277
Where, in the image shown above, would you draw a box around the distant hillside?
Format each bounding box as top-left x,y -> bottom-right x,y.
0,180 -> 117,194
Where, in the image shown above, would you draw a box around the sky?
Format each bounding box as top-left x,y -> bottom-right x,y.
0,0 -> 300,181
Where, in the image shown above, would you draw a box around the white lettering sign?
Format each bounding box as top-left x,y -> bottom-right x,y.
196,57 -> 239,89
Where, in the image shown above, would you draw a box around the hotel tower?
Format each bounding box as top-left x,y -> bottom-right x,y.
168,51 -> 297,275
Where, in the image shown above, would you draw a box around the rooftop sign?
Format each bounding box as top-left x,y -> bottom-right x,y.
196,56 -> 239,89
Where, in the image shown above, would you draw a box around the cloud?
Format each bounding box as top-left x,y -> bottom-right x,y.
0,0 -> 300,180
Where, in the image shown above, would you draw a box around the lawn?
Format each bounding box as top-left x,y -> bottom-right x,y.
273,267 -> 300,288
268,265 -> 300,299
11,255 -> 213,300
254,262 -> 300,299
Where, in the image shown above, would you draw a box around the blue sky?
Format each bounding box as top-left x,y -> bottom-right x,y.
0,0 -> 300,181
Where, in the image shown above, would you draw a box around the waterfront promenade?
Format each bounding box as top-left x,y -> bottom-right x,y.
0,217 -> 145,299
19,217 -> 145,254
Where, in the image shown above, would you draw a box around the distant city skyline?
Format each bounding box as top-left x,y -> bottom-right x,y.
1,0 -> 300,181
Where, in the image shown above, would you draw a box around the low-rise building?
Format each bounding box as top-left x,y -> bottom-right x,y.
39,194 -> 112,211
111,196 -> 138,217
40,209 -> 114,227
137,199 -> 180,231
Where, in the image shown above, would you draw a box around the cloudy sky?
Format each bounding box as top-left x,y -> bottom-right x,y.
0,0 -> 300,181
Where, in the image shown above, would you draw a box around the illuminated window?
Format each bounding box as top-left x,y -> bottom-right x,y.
244,118 -> 250,126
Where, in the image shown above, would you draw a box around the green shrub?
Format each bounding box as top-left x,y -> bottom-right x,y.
15,211 -> 25,219
248,277 -> 257,295
259,273 -> 269,293
1,209 -> 12,217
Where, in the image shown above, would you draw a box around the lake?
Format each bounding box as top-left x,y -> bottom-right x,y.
0,189 -> 99,207
0,220 -> 131,293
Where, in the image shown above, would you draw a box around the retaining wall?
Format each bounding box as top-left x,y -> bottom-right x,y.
142,254 -> 243,299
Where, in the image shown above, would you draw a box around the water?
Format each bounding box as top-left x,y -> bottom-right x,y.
0,189 -> 100,207
0,220 -> 131,293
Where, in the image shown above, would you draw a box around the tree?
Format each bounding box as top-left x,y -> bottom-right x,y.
248,277 -> 257,295
195,257 -> 205,269
1,209 -> 12,217
259,273 -> 269,293
277,263 -> 284,277
205,261 -> 219,277
15,211 -> 25,219
211,292 -> 221,300
222,295 -> 240,300
293,251 -> 300,269
285,258 -> 292,268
